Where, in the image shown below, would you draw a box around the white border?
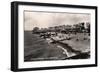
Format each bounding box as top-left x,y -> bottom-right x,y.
18,5 -> 95,68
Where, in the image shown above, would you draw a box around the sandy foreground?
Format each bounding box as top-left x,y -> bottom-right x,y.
24,31 -> 90,62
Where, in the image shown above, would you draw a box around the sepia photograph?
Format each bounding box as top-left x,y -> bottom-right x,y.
11,2 -> 97,71
24,11 -> 91,62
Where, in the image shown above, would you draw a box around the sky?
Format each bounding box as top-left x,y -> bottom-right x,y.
24,11 -> 90,30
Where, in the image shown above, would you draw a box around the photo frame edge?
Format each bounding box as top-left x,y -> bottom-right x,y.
11,1 -> 98,71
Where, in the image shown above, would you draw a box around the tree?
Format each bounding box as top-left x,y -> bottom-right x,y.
80,22 -> 85,32
86,22 -> 90,33
32,27 -> 39,33
73,24 -> 80,33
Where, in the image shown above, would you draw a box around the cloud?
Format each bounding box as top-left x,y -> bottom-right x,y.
24,11 -> 90,30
